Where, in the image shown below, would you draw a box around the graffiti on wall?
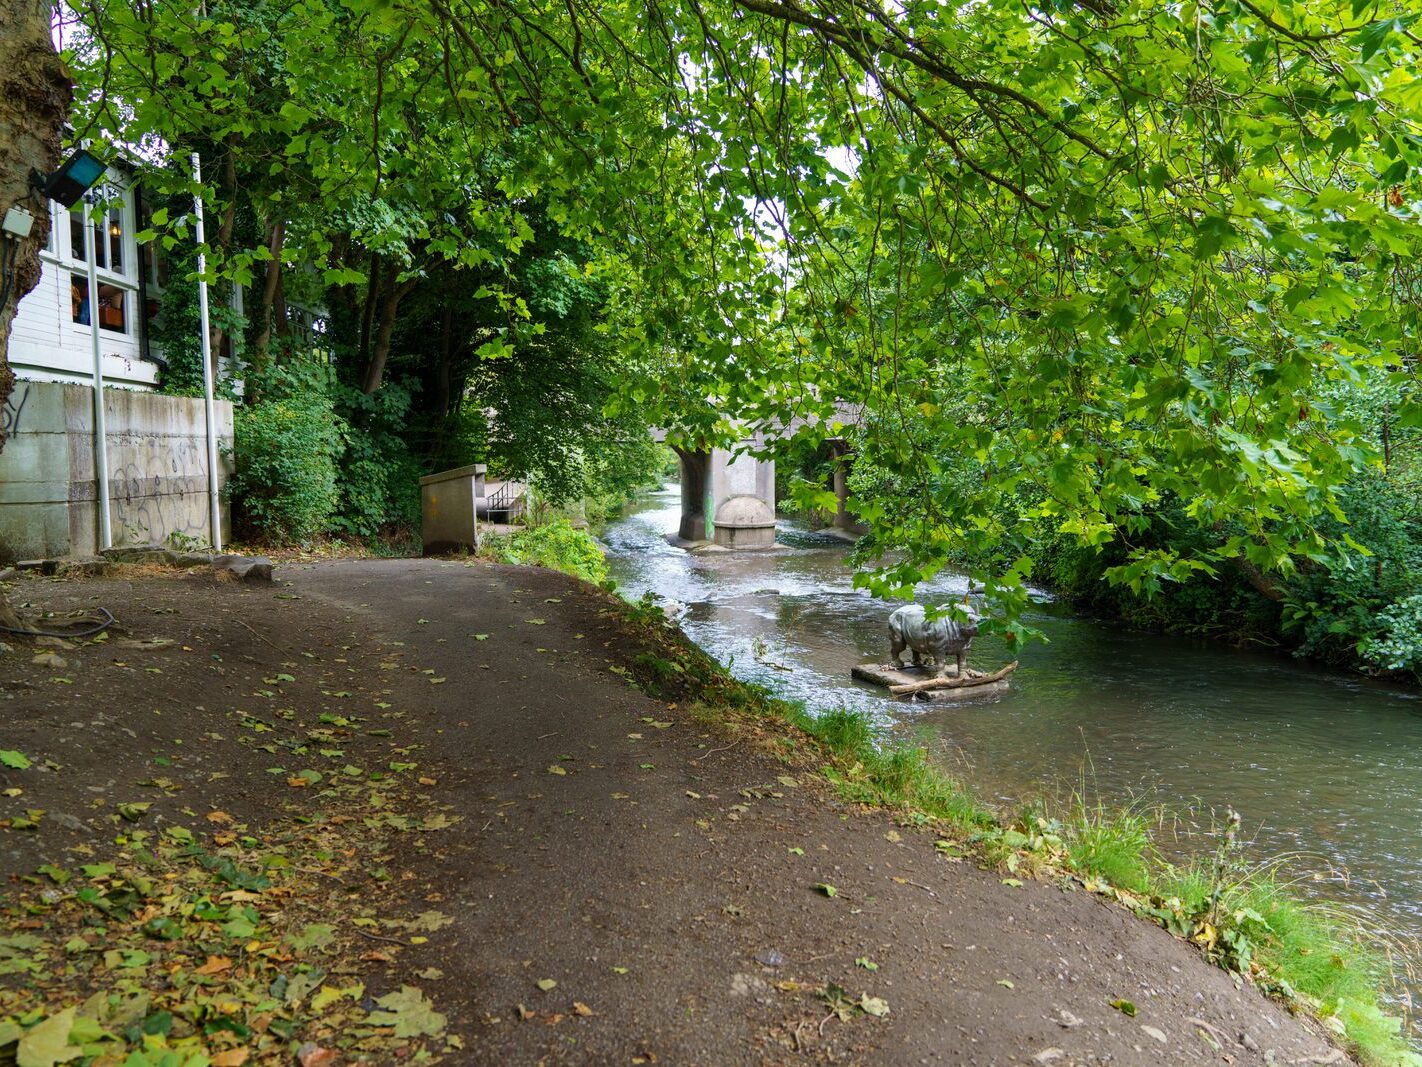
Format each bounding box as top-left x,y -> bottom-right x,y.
0,383 -> 30,439
109,435 -> 225,548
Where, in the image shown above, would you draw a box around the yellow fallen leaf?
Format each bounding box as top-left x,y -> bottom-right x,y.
573,1001 -> 594,1017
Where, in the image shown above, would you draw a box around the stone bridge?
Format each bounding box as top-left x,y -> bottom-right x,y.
652,404 -> 863,550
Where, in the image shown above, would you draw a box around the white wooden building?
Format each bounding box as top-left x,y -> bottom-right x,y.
10,171 -> 170,389
1,167 -> 238,560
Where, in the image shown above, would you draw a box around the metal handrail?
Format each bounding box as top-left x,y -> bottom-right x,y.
483,480 -> 525,520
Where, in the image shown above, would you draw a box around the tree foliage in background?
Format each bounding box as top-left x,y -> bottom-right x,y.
56,0 -> 1422,634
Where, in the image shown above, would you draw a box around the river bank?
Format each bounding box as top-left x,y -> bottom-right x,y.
602,487 -> 1422,992
0,558 -> 1378,1064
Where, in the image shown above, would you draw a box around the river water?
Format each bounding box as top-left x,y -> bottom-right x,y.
601,486 -> 1422,1015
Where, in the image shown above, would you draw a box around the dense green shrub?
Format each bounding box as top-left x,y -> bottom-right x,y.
230,366 -> 343,541
334,382 -> 422,537
229,359 -> 426,543
479,518 -> 609,585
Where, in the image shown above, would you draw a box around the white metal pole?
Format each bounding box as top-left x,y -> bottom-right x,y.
192,152 -> 222,552
85,195 -> 112,551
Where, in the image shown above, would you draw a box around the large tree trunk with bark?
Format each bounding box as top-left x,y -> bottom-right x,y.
0,0 -> 73,627
359,274 -> 418,395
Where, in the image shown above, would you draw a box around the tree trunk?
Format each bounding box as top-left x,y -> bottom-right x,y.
359,276 -> 417,394
357,251 -> 381,368
250,218 -> 286,366
0,0 -> 73,627
887,660 -> 1019,696
429,302 -> 453,455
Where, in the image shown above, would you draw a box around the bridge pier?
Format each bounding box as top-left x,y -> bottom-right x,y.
673,447 -> 712,542
827,440 -> 863,532
672,444 -> 776,548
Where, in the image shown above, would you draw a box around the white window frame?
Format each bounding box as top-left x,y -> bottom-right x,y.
59,182 -> 139,339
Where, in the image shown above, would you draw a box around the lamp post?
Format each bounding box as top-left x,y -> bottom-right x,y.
82,191 -> 111,550
191,152 -> 221,552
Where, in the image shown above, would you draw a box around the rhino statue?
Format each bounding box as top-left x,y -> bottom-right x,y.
888,603 -> 980,679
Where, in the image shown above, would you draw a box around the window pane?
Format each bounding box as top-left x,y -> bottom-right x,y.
70,273 -> 90,325
107,208 -> 123,273
69,210 -> 84,262
97,283 -> 126,333
70,274 -> 128,334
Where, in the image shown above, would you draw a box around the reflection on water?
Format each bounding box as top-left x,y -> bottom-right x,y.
603,485 -> 1422,1015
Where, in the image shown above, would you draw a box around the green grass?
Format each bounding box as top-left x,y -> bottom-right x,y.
1061,798 -> 1155,894
479,518 -> 610,585
1055,808 -> 1420,1067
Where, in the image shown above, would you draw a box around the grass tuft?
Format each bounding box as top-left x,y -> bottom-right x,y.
1061,798 -> 1154,894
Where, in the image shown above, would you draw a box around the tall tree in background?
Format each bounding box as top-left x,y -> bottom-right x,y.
12,0 -> 1422,623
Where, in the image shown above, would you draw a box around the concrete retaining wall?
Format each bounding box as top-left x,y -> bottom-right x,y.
0,380 -> 232,561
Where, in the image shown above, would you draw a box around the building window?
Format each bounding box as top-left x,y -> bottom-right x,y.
65,191 -> 135,337
70,274 -> 128,334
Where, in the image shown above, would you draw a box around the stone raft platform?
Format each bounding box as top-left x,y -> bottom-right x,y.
851,662 -> 1012,701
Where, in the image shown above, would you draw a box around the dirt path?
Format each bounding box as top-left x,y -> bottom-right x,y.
0,558 -> 1347,1065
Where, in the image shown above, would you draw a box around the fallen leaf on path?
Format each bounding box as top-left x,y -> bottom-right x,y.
547,766 -> 566,776
572,1001 -> 593,1017
996,979 -> 1015,988
16,1006 -> 81,1067
1110,998 -> 1138,1017
298,1045 -> 337,1067
194,955 -> 233,976
535,979 -> 557,992
368,986 -> 448,1038
814,883 -> 838,898
858,994 -> 890,1017
210,1049 -> 250,1066
405,911 -> 453,932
